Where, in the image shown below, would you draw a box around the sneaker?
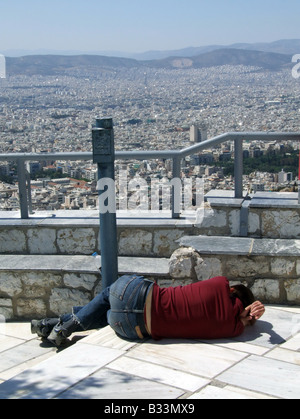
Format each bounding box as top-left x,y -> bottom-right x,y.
47,318 -> 80,347
31,318 -> 59,339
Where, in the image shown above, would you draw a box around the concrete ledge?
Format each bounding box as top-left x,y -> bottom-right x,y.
0,255 -> 170,321
0,255 -> 170,277
179,236 -> 300,257
250,192 -> 299,209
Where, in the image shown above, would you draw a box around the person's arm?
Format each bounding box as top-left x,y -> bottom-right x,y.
240,301 -> 265,327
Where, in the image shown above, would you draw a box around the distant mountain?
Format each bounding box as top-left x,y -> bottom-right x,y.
4,48 -> 293,76
5,55 -> 140,76
2,39 -> 300,60
229,39 -> 300,56
130,39 -> 300,60
145,48 -> 292,70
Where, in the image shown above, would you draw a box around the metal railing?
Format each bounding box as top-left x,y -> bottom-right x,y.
1,131 -> 300,219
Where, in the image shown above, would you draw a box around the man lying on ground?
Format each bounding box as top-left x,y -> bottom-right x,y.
31,275 -> 265,347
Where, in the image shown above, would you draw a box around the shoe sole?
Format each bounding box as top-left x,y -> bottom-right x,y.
31,320 -> 46,338
47,330 -> 67,347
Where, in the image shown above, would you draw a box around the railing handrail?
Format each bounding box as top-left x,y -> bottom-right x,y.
1,132 -> 300,162
1,131 -> 300,219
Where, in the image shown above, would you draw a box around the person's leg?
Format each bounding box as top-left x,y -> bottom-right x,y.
71,286 -> 111,330
47,286 -> 111,346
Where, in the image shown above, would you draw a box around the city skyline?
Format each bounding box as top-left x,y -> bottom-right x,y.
1,0 -> 300,54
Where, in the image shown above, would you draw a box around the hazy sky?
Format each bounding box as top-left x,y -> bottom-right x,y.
1,0 -> 300,53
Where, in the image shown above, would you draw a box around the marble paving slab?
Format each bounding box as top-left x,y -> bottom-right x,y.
107,356 -> 210,392
0,343 -> 124,399
79,326 -> 137,351
189,384 -> 275,399
0,340 -> 55,376
57,367 -> 184,400
233,306 -> 300,348
217,355 -> 300,399
127,339 -> 247,379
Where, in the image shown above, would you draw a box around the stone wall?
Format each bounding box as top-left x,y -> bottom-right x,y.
196,201 -> 300,239
0,261 -> 101,320
1,198 -> 300,260
0,254 -> 172,320
198,191 -> 300,239
169,246 -> 300,305
0,222 -> 193,258
1,197 -> 300,320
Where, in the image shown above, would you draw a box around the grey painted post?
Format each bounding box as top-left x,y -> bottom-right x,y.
92,118 -> 118,289
234,139 -> 244,199
17,159 -> 29,219
172,156 -> 181,219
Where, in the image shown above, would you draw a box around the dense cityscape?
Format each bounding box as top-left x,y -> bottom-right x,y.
0,63 -> 300,212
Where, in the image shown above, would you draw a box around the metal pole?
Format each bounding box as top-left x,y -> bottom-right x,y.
234,139 -> 244,199
92,118 -> 118,289
172,156 -> 181,219
298,142 -> 300,205
17,159 -> 29,219
26,170 -> 33,214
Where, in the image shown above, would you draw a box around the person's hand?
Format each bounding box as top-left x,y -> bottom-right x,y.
247,301 -> 265,320
240,301 -> 265,326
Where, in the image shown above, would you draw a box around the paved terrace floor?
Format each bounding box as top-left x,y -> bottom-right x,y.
0,305 -> 299,400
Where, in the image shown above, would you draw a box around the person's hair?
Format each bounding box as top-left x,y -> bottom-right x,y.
230,284 -> 255,308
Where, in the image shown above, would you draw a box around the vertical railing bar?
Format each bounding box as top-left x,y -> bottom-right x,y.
172,156 -> 181,219
17,159 -> 29,219
26,170 -> 33,214
234,139 -> 244,199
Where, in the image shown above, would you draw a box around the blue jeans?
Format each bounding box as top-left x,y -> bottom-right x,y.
61,275 -> 153,340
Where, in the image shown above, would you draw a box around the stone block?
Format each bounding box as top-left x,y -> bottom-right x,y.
271,258 -> 295,277
16,298 -> 47,319
21,273 -> 62,298
0,299 -> 13,320
63,273 -> 98,291
195,207 -> 227,230
0,273 -> 23,296
284,280 -> 300,304
49,288 -> 91,315
195,257 -> 223,282
248,211 -> 260,235
57,228 -> 96,255
27,228 -> 57,254
295,260 -> 300,276
228,210 -> 240,236
225,256 -> 269,279
261,210 -> 300,239
154,229 -> 184,257
251,279 -> 281,302
118,229 -> 152,256
169,247 -> 199,279
0,229 -> 26,253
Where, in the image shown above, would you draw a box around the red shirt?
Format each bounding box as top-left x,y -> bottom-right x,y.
150,277 -> 245,340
